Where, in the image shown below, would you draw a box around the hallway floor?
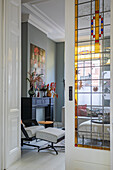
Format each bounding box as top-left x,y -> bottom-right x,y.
8,141 -> 65,170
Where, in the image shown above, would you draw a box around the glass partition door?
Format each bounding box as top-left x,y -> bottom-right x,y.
75,0 -> 110,150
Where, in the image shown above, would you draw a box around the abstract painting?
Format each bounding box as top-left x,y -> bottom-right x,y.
30,44 -> 46,81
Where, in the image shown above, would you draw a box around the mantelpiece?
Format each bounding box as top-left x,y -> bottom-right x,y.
21,97 -> 54,127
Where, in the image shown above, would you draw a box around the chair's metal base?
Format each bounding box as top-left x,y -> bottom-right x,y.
23,142 -> 39,149
21,138 -> 40,149
38,142 -> 65,155
54,145 -> 65,148
38,142 -> 58,155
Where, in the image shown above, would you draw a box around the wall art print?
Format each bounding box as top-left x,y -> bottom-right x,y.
30,44 -> 46,81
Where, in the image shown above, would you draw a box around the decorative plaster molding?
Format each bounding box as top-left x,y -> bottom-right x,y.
22,3 -> 65,42
22,0 -> 54,4
22,14 -> 52,34
30,0 -> 54,5
22,0 -> 40,4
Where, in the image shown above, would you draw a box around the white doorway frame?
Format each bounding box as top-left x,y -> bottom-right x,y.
110,0 -> 113,169
0,0 -> 21,169
0,0 -> 3,169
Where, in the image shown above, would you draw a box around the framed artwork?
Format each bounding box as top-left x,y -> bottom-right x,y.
30,44 -> 46,81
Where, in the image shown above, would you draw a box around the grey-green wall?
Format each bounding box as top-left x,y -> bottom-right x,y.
55,42 -> 65,122
21,22 -> 56,96
47,38 -> 56,84
21,23 -> 28,97
21,22 -> 64,122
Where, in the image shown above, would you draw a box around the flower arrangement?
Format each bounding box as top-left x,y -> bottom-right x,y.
46,82 -> 58,98
27,72 -> 58,98
27,72 -> 43,97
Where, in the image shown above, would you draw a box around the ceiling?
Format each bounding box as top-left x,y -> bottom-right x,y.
21,0 -> 65,42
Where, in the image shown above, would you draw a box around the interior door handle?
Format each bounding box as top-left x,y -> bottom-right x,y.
69,86 -> 73,101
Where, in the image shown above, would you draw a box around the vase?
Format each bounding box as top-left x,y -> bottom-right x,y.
43,90 -> 47,97
39,91 -> 43,97
37,91 -> 40,97
28,89 -> 35,97
47,90 -> 52,97
28,86 -> 35,97
40,88 -> 47,97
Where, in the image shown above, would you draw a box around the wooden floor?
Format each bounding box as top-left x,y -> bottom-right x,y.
8,142 -> 65,170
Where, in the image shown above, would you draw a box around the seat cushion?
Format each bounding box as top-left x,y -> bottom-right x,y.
36,127 -> 65,143
21,125 -> 45,138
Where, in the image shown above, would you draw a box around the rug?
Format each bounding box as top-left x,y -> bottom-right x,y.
22,139 -> 65,153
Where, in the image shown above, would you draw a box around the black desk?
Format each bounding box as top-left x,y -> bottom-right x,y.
21,97 -> 54,126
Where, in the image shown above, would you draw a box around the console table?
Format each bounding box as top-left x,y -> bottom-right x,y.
21,97 -> 54,127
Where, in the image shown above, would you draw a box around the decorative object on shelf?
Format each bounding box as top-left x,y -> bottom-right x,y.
35,90 -> 40,97
47,89 -> 52,97
93,86 -> 98,92
39,82 -> 58,98
37,91 -> 40,97
40,88 -> 47,97
46,82 -> 58,98
27,72 -> 43,97
28,86 -> 35,97
40,82 -> 47,97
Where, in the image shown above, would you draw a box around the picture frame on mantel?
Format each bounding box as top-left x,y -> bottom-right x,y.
30,43 -> 46,82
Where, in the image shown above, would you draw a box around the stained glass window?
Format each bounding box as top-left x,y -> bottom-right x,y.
75,0 -> 110,150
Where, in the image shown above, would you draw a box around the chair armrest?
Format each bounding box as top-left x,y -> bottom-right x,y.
21,124 -> 30,139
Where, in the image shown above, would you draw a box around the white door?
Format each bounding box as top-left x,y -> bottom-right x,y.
3,0 -> 21,169
65,0 -> 112,169
0,0 -> 3,169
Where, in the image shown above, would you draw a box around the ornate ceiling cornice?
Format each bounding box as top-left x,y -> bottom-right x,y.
22,3 -> 65,42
